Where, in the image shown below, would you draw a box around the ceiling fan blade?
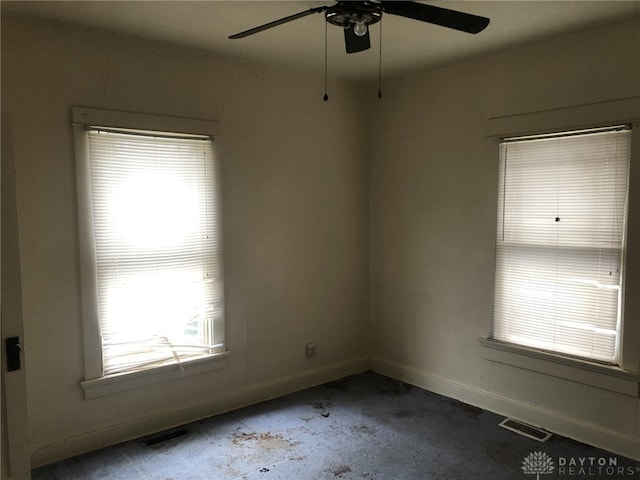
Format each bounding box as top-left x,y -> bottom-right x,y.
344,26 -> 371,53
229,6 -> 328,39
381,1 -> 489,34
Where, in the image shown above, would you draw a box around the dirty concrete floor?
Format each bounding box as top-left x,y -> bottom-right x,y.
32,371 -> 638,480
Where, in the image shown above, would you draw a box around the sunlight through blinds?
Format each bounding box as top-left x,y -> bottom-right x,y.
87,129 -> 224,375
492,126 -> 631,364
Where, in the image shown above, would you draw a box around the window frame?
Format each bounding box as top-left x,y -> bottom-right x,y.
73,107 -> 228,399
479,97 -> 640,394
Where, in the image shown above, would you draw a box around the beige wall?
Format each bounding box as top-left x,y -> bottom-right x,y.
3,11 -> 640,467
369,20 -> 640,459
1,15 -> 370,466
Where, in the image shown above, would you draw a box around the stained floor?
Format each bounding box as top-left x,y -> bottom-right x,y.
32,371 -> 639,479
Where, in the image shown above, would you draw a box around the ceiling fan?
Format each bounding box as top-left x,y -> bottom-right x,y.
229,1 -> 490,54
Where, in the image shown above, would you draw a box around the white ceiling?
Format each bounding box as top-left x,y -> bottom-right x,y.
3,1 -> 640,81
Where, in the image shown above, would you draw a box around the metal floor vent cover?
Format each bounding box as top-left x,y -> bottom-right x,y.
142,428 -> 189,448
499,418 -> 552,442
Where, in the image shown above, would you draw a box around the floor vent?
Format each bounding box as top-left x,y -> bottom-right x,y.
142,428 -> 189,448
499,418 -> 552,442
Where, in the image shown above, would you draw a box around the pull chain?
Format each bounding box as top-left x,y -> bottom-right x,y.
323,20 -> 329,101
378,17 -> 383,99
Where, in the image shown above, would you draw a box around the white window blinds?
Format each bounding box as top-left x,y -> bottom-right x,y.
87,128 -> 224,376
492,126 -> 631,364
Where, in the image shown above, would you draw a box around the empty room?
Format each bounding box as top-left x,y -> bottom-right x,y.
1,1 -> 640,479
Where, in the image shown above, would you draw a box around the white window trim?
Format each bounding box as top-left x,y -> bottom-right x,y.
73,107 -> 226,399
80,351 -> 230,400
481,96 -> 640,392
478,338 -> 639,397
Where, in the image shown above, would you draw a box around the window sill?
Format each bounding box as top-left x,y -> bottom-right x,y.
80,350 -> 230,400
478,338 -> 640,397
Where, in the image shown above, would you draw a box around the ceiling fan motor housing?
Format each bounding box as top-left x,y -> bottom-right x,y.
325,2 -> 382,30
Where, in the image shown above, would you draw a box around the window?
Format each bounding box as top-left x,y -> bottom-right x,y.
74,108 -> 224,383
492,126 -> 631,364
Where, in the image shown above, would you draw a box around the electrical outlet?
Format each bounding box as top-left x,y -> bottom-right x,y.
305,343 -> 317,358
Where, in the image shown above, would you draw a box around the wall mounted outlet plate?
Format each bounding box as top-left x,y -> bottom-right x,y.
306,343 -> 317,358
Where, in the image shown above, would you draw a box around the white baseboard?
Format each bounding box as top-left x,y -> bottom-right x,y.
31,356 -> 370,467
371,357 -> 640,461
